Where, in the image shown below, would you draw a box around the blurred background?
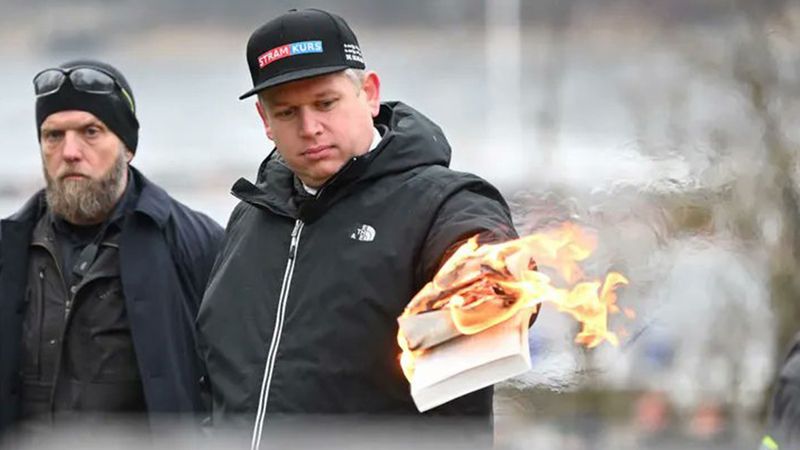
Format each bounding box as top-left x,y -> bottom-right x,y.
1,0 -> 799,448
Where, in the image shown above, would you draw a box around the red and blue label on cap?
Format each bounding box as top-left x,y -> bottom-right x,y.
258,40 -> 323,69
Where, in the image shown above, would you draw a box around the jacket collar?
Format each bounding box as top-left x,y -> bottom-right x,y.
129,166 -> 171,229
230,102 -> 451,223
3,191 -> 46,226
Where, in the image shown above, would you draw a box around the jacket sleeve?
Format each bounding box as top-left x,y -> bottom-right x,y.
167,207 -> 225,309
416,179 -> 541,330
418,181 -> 518,286
766,338 -> 800,448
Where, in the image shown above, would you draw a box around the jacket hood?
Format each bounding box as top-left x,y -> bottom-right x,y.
368,100 -> 451,177
231,101 -> 452,220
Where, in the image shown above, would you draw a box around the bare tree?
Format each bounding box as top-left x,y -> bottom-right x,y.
729,0 -> 800,362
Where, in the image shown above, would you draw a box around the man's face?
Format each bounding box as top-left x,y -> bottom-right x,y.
40,110 -> 132,224
257,70 -> 381,188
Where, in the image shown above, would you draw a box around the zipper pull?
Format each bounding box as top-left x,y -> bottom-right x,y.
288,221 -> 302,259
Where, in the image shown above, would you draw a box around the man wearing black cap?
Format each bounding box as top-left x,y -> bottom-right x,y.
0,59 -> 224,439
198,9 -> 519,446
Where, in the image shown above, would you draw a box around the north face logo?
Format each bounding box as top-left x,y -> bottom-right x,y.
350,224 -> 376,242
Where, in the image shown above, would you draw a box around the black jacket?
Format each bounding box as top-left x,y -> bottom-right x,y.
764,333 -> 800,450
197,102 -> 517,426
0,167 -> 224,433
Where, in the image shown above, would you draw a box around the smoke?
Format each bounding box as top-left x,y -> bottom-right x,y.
502,145 -> 774,406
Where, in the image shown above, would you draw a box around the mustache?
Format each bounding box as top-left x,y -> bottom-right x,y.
56,168 -> 90,180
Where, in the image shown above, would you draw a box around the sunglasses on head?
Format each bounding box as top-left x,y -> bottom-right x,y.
32,66 -> 136,114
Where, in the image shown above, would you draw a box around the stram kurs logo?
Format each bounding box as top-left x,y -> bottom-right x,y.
350,224 -> 376,242
258,40 -> 323,68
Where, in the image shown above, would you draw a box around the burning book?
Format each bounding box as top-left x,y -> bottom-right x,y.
399,307 -> 536,412
397,223 -> 632,412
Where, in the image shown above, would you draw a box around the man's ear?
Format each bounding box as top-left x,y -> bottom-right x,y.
124,148 -> 134,164
362,71 -> 381,117
255,98 -> 274,141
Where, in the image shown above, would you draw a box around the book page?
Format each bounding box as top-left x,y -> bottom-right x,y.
410,309 -> 534,412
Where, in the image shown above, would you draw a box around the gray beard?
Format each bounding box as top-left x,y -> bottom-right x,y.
44,151 -> 127,225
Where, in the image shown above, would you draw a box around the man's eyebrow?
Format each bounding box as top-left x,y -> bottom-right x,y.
314,89 -> 339,98
267,99 -> 290,108
41,119 -> 104,133
83,120 -> 106,128
265,89 -> 340,108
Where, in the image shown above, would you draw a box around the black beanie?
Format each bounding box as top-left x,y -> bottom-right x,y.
35,59 -> 140,153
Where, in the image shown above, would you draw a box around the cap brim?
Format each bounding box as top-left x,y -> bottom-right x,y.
238,65 -> 350,100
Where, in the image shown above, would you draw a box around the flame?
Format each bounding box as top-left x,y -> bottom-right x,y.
398,223 -> 631,381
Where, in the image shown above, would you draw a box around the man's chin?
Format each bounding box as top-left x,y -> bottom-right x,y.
304,174 -> 335,188
306,163 -> 345,185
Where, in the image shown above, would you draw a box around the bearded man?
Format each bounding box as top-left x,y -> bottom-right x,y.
0,59 -> 224,439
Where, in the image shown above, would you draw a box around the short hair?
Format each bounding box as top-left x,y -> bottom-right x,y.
342,68 -> 365,89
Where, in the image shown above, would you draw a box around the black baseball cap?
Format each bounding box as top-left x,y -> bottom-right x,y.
239,8 -> 366,100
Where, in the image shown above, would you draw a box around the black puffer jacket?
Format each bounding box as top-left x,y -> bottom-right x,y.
197,102 -> 516,425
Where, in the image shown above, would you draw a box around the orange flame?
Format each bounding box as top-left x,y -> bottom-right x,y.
398,223 -> 630,381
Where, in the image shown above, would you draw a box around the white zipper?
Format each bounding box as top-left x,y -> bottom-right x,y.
251,219 -> 304,450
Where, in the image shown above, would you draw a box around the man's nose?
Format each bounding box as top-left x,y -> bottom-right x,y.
298,109 -> 323,138
61,131 -> 84,162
